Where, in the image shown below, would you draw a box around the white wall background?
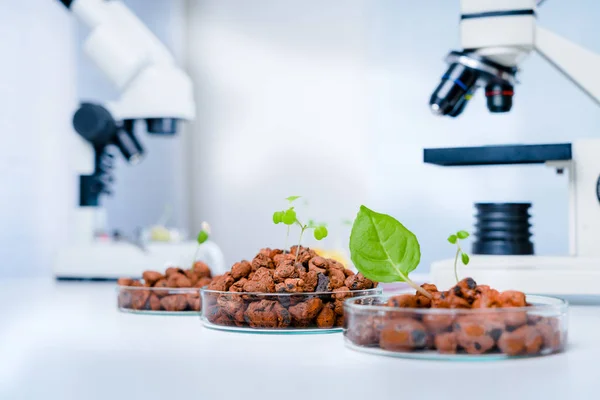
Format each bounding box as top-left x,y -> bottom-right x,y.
187,0 -> 372,266
0,1 -> 75,277
187,0 -> 600,271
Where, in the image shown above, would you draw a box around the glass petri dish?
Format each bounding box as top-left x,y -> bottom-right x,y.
201,287 -> 382,334
117,286 -> 202,315
344,293 -> 568,360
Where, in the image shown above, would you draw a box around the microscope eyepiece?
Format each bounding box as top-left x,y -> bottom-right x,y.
429,63 -> 479,117
485,82 -> 514,113
115,120 -> 145,165
146,118 -> 178,135
430,51 -> 518,117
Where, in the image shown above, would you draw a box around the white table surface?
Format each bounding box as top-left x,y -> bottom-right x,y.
0,278 -> 598,400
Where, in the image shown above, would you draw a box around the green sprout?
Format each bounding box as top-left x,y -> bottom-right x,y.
273,196 -> 328,262
190,221 -> 210,270
448,230 -> 470,283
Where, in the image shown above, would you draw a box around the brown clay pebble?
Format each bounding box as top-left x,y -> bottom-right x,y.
209,308 -> 234,326
244,300 -> 290,328
218,294 -> 246,317
165,267 -> 185,277
251,253 -> 274,271
167,273 -> 192,288
289,298 -> 323,326
117,278 -> 133,286
423,314 -> 455,333
142,271 -> 163,286
275,278 -> 305,293
160,294 -> 188,312
292,246 -> 316,264
450,278 -> 478,303
316,305 -> 336,329
380,318 -> 428,351
434,332 -> 458,354
503,310 -> 528,330
269,248 -> 283,259
118,291 -> 132,308
454,316 -> 497,354
333,286 -> 351,316
295,262 -> 307,276
207,274 -> 234,291
328,268 -> 346,289
229,278 -> 247,292
431,291 -> 451,308
193,261 -> 212,278
415,283 -> 437,307
344,273 -> 374,290
499,290 -> 527,307
472,287 -> 501,308
259,248 -> 272,257
187,294 -> 202,311
497,329 -> 526,355
447,293 -> 471,309
184,270 -> 199,285
231,261 -> 252,280
131,290 -> 150,310
536,318 -> 563,351
243,267 -> 276,293
308,256 -> 328,274
346,315 -> 380,346
387,294 -> 418,308
303,270 -> 318,292
148,294 -> 161,311
152,279 -> 170,297
273,261 -> 297,283
195,277 -> 213,289
315,273 -> 331,292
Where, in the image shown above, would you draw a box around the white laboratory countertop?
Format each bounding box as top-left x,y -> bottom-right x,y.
0,279 -> 598,400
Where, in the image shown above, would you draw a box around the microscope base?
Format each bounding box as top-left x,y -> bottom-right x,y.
53,240 -> 226,280
430,255 -> 600,299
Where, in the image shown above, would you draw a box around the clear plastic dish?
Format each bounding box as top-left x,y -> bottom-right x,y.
344,293 -> 568,360
117,286 -> 202,315
201,287 -> 382,333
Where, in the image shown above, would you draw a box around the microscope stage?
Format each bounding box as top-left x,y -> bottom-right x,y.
424,143 -> 572,166
431,255 -> 600,300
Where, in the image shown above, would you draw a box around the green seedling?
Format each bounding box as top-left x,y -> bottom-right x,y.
448,230 -> 470,283
349,205 -> 431,299
190,221 -> 211,270
273,196 -> 328,263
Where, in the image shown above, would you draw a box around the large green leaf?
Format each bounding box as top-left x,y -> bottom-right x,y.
349,205 -> 421,283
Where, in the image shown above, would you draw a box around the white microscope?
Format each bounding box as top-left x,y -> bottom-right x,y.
426,0 -> 600,298
53,0 -> 225,280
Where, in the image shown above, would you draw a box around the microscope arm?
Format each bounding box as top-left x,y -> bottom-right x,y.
60,0 -> 195,121
535,26 -> 600,106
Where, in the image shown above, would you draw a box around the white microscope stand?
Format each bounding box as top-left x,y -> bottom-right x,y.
51,0 -> 226,280
431,0 -> 600,297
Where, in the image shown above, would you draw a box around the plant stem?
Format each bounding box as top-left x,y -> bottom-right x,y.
404,277 -> 433,299
453,245 -> 461,283
190,245 -> 200,270
285,226 -> 290,250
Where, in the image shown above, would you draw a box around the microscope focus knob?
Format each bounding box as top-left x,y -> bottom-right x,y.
73,103 -> 116,147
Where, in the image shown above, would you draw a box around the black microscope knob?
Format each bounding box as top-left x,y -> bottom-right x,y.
73,103 -> 116,146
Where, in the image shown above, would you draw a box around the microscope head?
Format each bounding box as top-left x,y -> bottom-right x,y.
429,0 -> 539,117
